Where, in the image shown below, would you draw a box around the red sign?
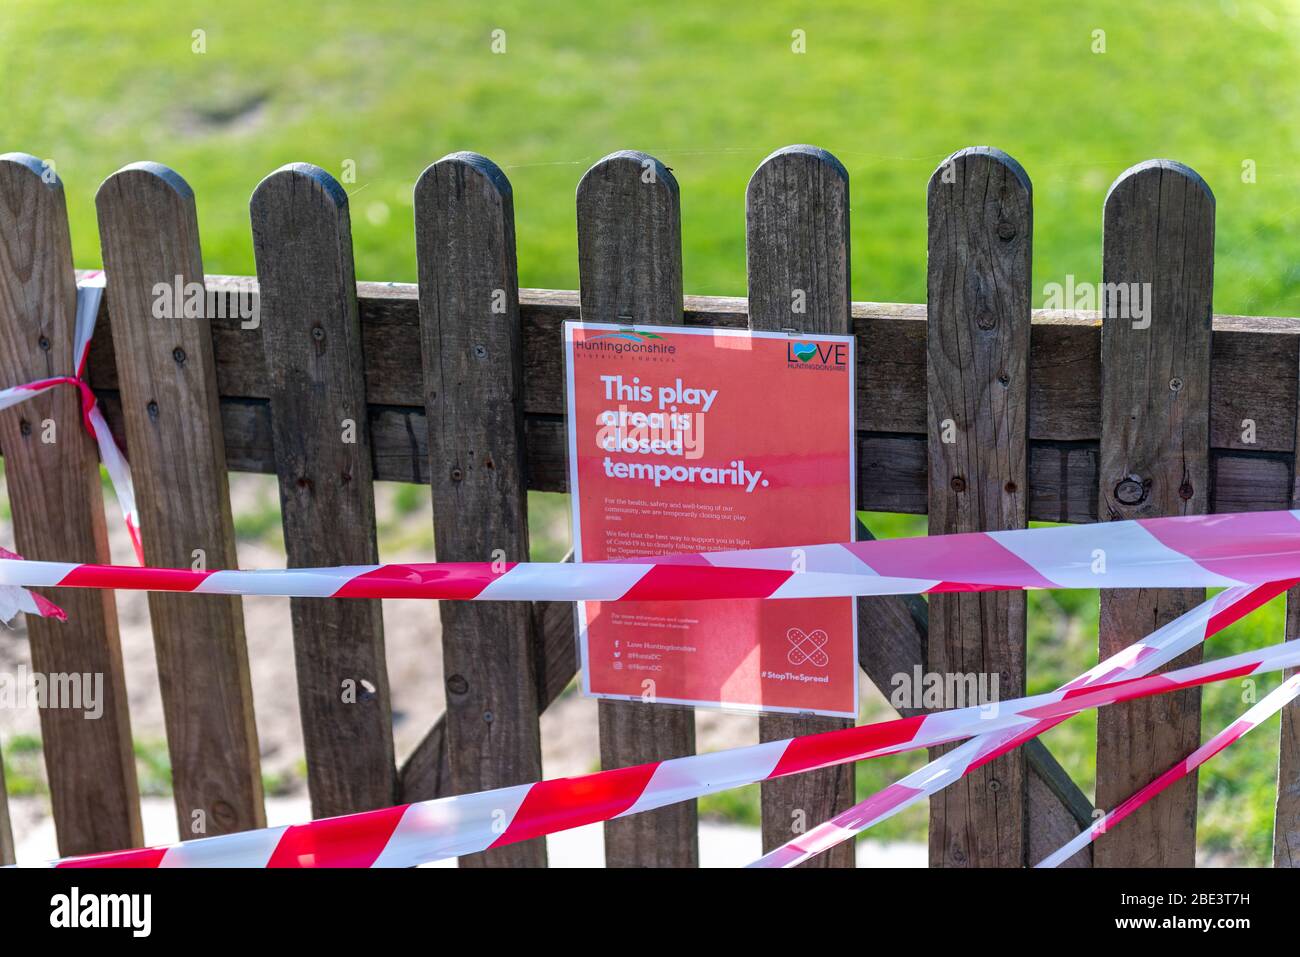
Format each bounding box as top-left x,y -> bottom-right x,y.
565,322 -> 857,716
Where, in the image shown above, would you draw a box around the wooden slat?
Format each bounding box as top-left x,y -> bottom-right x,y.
925,147 -> 1032,867
0,754 -> 12,865
1276,264 -> 1300,867
0,153 -> 141,855
75,280 -> 1300,458
1277,603 -> 1300,866
83,386 -> 1289,520
250,163 -> 396,817
80,278 -> 1300,451
1095,160 -> 1214,867
74,279 -> 1300,514
400,558 -> 574,799
576,150 -> 698,868
1274,337 -> 1300,865
746,145 -> 855,868
95,162 -> 263,837
414,151 -> 545,867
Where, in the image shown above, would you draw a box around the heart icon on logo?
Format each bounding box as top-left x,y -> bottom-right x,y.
792,342 -> 817,363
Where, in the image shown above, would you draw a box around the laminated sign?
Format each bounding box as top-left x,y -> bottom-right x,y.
564,322 -> 857,716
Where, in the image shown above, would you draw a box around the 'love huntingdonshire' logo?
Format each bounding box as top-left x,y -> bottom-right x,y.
786,340 -> 848,370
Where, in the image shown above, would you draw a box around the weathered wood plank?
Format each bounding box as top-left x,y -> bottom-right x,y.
83,388 -> 1291,518
1211,451 -> 1291,513
0,753 -> 12,865
0,155 -> 141,856
81,280 -> 1300,456
926,147 -> 1032,867
746,145 -> 855,868
95,162 -> 263,838
74,277 -> 1300,514
250,163 -> 396,817
1274,330 -> 1300,866
1095,160 -> 1214,867
414,152 -> 545,867
576,150 -> 698,868
1028,756 -> 1092,868
1277,599 -> 1300,866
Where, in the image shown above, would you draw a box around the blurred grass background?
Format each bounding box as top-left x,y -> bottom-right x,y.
3,0 -> 1298,863
6,0 -> 1300,315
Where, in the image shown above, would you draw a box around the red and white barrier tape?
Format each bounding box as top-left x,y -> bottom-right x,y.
750,578 -> 1291,867
1,510 -> 1299,608
1037,670 -> 1300,867
30,635 -> 1300,868
0,272 -> 141,624
0,546 -> 64,622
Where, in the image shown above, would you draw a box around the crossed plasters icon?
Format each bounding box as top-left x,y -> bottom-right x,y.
786,627 -> 830,667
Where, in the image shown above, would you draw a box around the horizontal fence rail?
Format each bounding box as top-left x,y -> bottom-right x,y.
79,280 -> 1300,520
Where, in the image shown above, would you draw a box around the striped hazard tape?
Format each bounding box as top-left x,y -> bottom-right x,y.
29,632 -> 1300,868
1036,671 -> 1300,867
1,510 -> 1299,607
1,447 -> 1295,863
0,272 -> 141,625
750,579 -> 1292,867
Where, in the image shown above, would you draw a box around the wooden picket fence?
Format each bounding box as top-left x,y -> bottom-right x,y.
0,143 -> 1297,868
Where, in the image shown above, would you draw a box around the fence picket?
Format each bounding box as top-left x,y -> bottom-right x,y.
1278,627 -> 1300,866
925,147 -> 1033,867
414,152 -> 546,867
1274,351 -> 1300,865
746,145 -> 855,868
1096,161 -> 1214,867
95,162 -> 264,837
576,150 -> 698,867
250,163 -> 397,817
0,154 -> 141,856
0,761 -> 12,864
1278,642 -> 1300,866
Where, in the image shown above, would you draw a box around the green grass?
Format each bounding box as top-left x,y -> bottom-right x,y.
133,738 -> 174,798
5,1 -> 1300,315
3,735 -> 304,802
232,493 -> 283,545
1,733 -> 43,797
2,735 -> 174,798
